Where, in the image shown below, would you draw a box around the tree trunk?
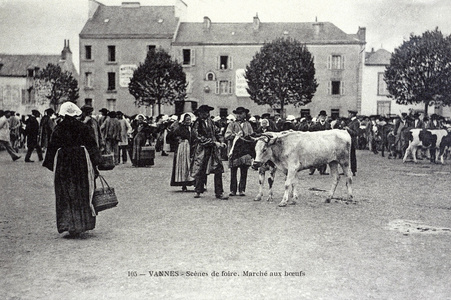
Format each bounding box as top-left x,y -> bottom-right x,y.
279,94 -> 285,119
158,99 -> 161,115
424,101 -> 429,117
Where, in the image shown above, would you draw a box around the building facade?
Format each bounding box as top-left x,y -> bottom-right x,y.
79,0 -> 186,116
0,41 -> 77,115
79,0 -> 366,118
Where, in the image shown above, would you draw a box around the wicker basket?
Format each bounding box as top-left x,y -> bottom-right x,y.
92,175 -> 118,213
98,153 -> 115,171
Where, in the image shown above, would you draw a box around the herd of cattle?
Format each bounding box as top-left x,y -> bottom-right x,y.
234,126 -> 451,207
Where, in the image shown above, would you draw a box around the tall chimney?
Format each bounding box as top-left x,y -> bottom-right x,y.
253,13 -> 260,31
203,16 -> 211,31
357,27 -> 366,42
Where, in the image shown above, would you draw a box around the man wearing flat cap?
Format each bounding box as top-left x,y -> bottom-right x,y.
39,108 -> 56,151
80,105 -> 103,149
191,105 -> 228,200
225,107 -> 254,196
345,110 -> 360,176
98,108 -> 109,129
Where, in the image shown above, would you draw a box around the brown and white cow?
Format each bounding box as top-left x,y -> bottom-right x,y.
403,129 -> 450,164
252,130 -> 353,207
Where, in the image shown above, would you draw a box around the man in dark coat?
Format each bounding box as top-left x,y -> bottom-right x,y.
24,110 -> 43,162
309,110 -> 331,175
191,105 -> 228,200
345,110 -> 360,176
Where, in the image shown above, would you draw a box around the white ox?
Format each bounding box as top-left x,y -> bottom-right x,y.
252,130 -> 353,207
403,129 -> 450,164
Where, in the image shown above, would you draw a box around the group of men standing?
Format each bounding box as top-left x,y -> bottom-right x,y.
188,106 -> 360,200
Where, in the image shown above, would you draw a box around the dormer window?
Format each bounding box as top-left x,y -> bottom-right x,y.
206,72 -> 216,81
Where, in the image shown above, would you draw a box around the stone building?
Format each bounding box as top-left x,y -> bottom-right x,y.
79,0 -> 186,116
0,40 -> 77,115
173,16 -> 366,118
79,0 -> 366,118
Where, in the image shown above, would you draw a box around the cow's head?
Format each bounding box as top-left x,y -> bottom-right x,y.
252,133 -> 277,169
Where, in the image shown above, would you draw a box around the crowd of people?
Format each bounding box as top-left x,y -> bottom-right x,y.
2,102 -> 450,237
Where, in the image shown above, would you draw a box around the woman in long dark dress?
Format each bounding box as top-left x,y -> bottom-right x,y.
131,114 -> 153,167
170,113 -> 195,191
43,102 -> 101,236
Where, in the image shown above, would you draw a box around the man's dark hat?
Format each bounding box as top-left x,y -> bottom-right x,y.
116,111 -> 123,116
31,109 -> 40,116
233,107 -> 249,114
431,113 -> 439,120
196,105 -> 214,113
80,105 -> 94,112
348,110 -> 357,115
318,110 -> 327,117
45,108 -> 55,115
305,115 -> 312,120
108,111 -> 117,118
99,108 -> 109,113
261,113 -> 271,119
413,112 -> 420,118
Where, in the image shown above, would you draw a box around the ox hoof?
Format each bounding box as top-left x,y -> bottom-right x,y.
266,197 -> 274,202
288,201 -> 296,205
278,202 -> 288,207
254,197 -> 262,201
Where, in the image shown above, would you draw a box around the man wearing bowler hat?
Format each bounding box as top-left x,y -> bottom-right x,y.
309,110 -> 331,175
24,109 -> 44,162
191,105 -> 228,200
345,110 -> 360,176
225,107 -> 254,196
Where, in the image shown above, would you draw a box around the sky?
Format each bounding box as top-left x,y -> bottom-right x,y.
0,0 -> 450,73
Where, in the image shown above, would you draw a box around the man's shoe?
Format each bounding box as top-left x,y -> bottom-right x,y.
309,170 -> 315,175
25,159 -> 34,163
238,192 -> 246,196
194,193 -> 201,198
320,172 -> 329,175
161,152 -> 169,156
13,156 -> 21,161
216,194 -> 228,200
229,192 -> 236,196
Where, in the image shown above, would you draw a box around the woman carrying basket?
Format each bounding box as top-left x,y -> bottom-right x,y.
43,102 -> 102,237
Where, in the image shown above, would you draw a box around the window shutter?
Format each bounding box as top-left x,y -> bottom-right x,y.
342,55 -> 345,69
216,56 -> 220,70
341,81 -> 345,95
178,49 -> 182,63
327,55 -> 331,69
229,56 -> 233,69
327,81 -> 331,95
215,81 -> 220,94
191,49 -> 196,66
228,81 -> 233,94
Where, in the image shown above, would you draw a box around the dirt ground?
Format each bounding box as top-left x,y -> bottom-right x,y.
1,148 -> 451,300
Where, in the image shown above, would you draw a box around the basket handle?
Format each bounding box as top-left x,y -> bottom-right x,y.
97,175 -> 111,190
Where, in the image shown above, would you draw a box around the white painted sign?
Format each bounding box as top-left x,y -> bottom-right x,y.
235,69 -> 249,97
119,64 -> 137,87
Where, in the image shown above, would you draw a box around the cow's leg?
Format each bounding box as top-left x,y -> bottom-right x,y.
326,162 -> 340,203
267,166 -> 276,202
403,145 -> 411,163
339,161 -> 353,202
279,169 -> 296,207
254,167 -> 265,201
